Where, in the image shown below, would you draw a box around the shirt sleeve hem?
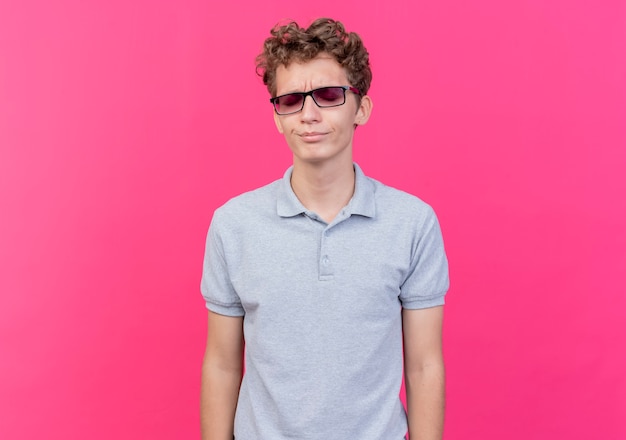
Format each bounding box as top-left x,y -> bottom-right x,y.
401,294 -> 446,310
206,301 -> 245,317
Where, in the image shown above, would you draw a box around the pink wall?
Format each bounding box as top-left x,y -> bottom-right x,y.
1,0 -> 624,438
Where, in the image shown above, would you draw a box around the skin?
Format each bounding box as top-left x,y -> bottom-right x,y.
272,55 -> 372,223
200,311 -> 243,440
403,307 -> 446,440
201,54 -> 445,440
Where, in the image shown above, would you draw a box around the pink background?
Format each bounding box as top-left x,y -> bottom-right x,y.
1,0 -> 625,439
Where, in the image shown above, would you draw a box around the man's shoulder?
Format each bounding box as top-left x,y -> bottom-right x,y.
212,178 -> 281,222
368,176 -> 436,218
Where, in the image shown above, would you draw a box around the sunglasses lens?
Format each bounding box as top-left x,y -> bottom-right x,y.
312,87 -> 345,106
272,87 -> 352,114
275,94 -> 304,114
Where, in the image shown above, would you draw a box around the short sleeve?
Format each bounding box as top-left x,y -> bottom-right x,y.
200,211 -> 245,317
399,207 -> 450,309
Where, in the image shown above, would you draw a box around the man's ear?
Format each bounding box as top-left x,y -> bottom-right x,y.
273,111 -> 284,134
355,95 -> 373,126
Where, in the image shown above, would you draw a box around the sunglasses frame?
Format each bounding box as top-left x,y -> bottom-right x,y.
270,86 -> 361,115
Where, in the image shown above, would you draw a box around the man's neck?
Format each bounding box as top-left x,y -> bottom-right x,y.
290,158 -> 355,224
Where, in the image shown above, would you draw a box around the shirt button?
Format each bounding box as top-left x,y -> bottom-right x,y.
322,256 -> 330,265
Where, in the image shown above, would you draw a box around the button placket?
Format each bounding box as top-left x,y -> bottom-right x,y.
319,228 -> 334,280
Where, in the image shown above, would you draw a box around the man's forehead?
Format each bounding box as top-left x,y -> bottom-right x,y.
275,55 -> 348,92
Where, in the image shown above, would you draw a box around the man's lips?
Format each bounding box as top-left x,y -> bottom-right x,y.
298,132 -> 328,141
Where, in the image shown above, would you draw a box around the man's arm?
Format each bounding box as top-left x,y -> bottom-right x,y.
402,306 -> 445,440
201,310 -> 244,440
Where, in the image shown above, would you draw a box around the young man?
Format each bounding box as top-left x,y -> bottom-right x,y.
200,18 -> 449,440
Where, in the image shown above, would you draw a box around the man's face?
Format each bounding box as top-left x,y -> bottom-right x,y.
273,55 -> 372,167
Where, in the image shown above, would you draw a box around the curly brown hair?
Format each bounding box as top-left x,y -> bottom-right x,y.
256,18 -> 372,98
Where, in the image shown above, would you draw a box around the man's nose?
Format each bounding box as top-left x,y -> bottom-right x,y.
300,95 -> 321,121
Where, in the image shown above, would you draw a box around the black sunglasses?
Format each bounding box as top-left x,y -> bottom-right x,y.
270,86 -> 360,115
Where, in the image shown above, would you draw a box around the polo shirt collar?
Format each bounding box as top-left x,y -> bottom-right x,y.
276,163 -> 376,219
276,166 -> 305,217
348,163 -> 376,218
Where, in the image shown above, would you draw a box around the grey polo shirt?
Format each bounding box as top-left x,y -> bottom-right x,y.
201,163 -> 449,440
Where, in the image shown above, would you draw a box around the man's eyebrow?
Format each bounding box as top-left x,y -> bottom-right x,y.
278,85 -> 338,95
